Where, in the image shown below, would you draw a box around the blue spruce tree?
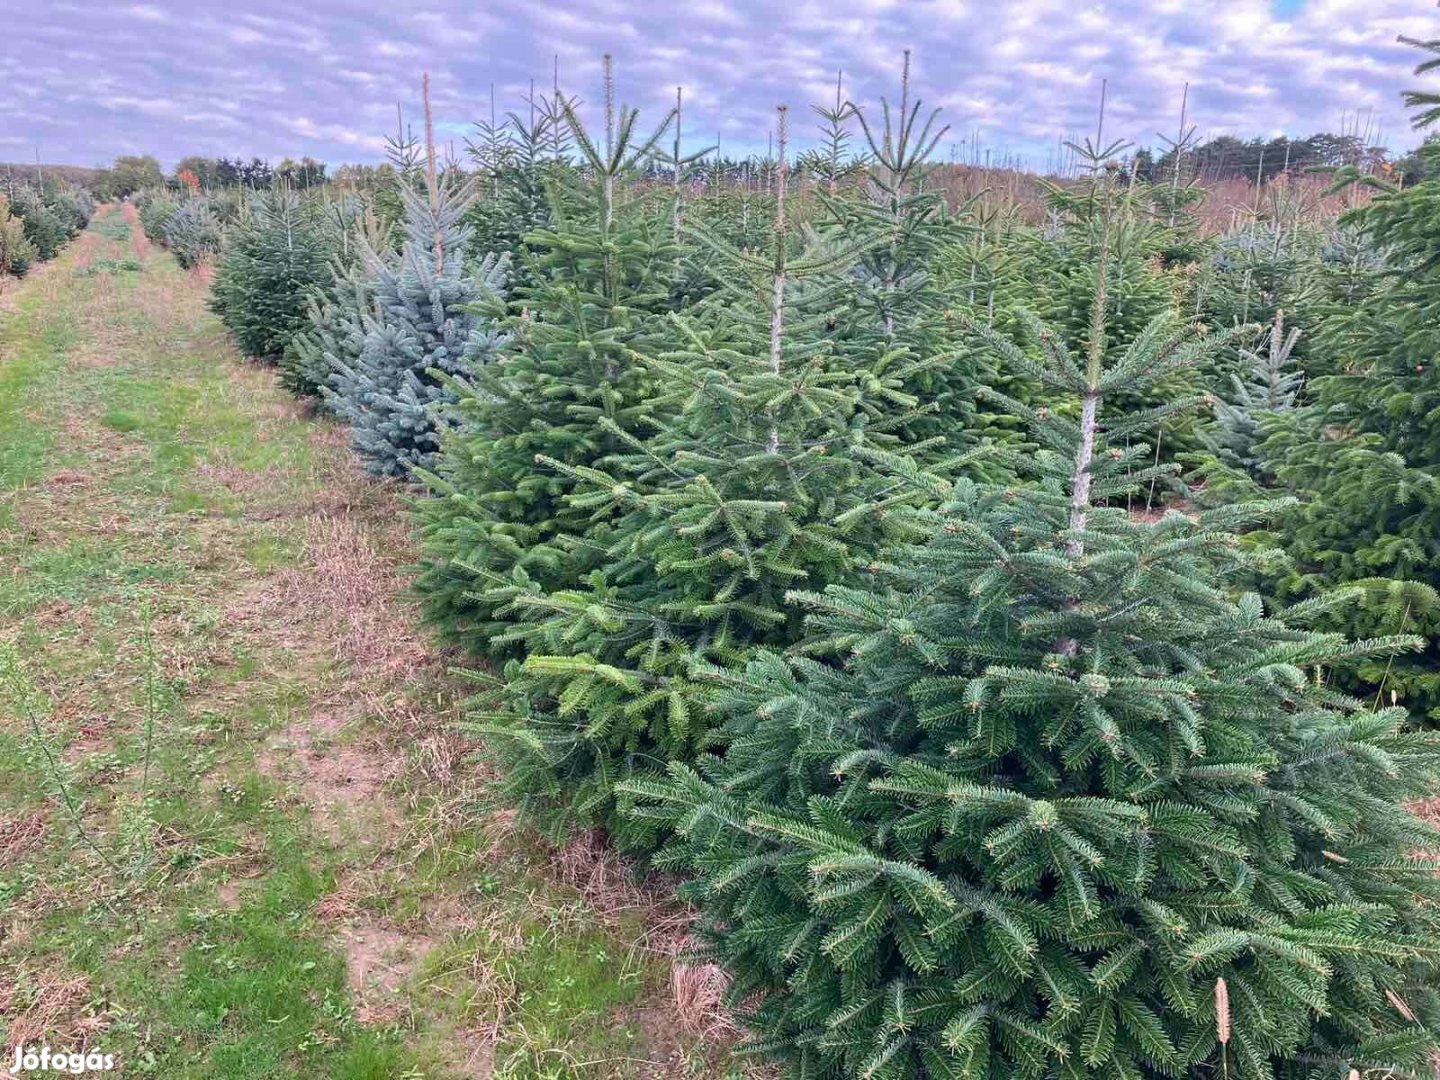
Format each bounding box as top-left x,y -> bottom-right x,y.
327,78 -> 509,477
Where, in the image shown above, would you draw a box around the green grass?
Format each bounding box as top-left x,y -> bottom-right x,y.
0,209 -> 745,1079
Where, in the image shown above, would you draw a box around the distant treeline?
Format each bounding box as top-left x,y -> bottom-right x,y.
23,125 -> 1431,205
1138,131 -> 1430,185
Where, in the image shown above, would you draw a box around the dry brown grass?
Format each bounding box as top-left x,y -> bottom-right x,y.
0,813 -> 47,868
670,961 -> 738,1038
930,162 -> 1370,235
242,513 -> 429,678
1408,797 -> 1440,828
68,230 -> 102,274
547,827 -> 747,1045
0,968 -> 106,1048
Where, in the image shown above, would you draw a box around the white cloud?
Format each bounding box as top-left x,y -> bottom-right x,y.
5,0 -> 1434,170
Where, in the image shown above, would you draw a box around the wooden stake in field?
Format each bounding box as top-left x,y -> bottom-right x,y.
422,71 -> 443,273
766,104 -> 790,456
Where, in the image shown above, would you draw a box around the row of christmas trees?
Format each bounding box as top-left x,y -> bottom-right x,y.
157,49 -> 1440,1078
0,176 -> 94,277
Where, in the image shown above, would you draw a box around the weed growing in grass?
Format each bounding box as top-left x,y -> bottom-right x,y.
75,256 -> 143,277
1,605 -> 170,877
1,643 -> 120,872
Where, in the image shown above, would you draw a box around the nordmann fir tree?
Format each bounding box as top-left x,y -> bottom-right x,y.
936,125 -> 1190,466
462,106 -> 965,849
622,140 -> 1440,1080
209,189 -> 333,363
800,69 -> 863,198
463,81 -> 574,289
651,84 -> 719,304
326,75 -> 510,478
1243,35 -> 1440,723
1203,308 -> 1303,479
826,52 -> 984,447
412,57 -> 683,657
834,51 -> 951,343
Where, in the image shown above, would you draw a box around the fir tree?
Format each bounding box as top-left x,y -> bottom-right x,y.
819,53 -> 988,449
162,197 -> 222,270
1239,36 -> 1440,722
624,167 -> 1440,1077
8,185 -> 72,261
463,82 -> 573,284
281,207 -> 387,401
1205,308 -> 1303,476
210,190 -> 334,363
835,51 -> 952,343
0,193 -> 36,277
1199,217 -> 1318,340
412,56 -> 682,652
802,69 -> 863,197
325,74 -> 509,477
462,106 -> 961,847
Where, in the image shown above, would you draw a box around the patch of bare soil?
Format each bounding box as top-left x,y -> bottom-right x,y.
60,714 -> 117,765
264,735 -> 405,843
338,923 -> 435,995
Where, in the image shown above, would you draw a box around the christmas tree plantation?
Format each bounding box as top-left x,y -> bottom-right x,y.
623,158 -> 1440,1080
178,45 -> 1440,1080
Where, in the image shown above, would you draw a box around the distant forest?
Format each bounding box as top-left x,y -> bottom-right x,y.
7,127 -> 1434,196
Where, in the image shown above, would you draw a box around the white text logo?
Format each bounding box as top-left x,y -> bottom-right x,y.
8,1047 -> 115,1075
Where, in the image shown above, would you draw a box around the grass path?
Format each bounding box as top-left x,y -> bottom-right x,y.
0,208 -> 745,1079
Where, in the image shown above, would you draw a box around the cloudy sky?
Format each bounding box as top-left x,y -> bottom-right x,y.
2,0 -> 1436,171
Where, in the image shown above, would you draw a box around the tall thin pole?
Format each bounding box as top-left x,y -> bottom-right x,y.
422,72 -> 442,272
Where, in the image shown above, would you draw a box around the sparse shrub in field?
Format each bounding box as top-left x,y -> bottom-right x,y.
210,191 -> 334,362
75,257 -> 144,277
161,199 -> 222,269
0,194 -> 36,277
324,172 -> 509,477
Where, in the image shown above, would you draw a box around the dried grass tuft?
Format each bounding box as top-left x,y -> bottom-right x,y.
0,969 -> 105,1047
0,813 -> 46,867
671,961 -> 737,1037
